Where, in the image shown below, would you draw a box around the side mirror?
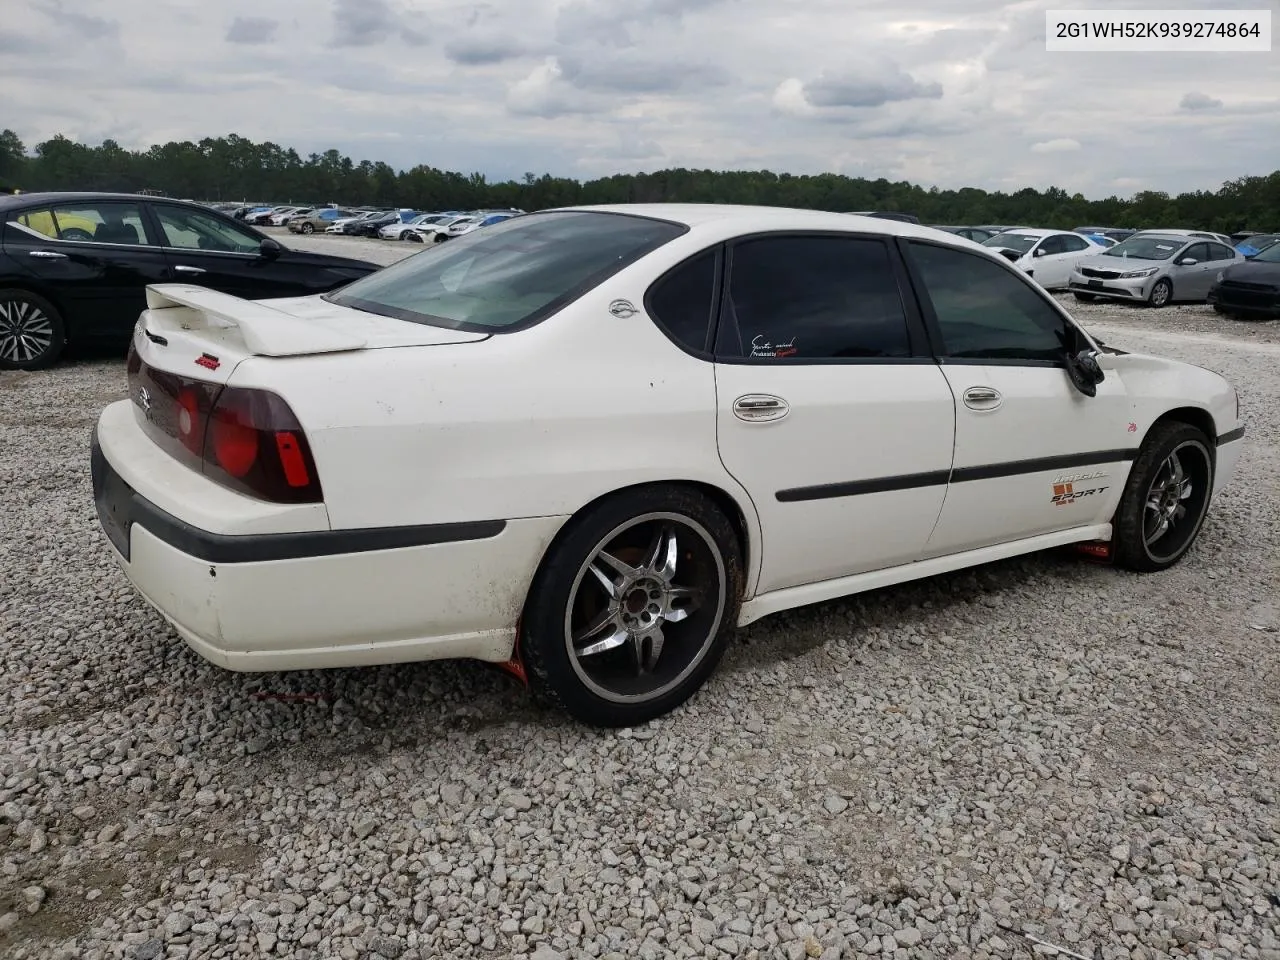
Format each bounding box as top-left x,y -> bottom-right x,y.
1065,348 -> 1105,397
1177,257 -> 1197,266
1033,247 -> 1046,257
260,237 -> 283,258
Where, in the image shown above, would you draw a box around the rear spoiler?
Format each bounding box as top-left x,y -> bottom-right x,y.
144,284 -> 367,357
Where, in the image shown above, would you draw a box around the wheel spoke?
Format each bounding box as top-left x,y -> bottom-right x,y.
573,605 -> 618,645
633,627 -> 665,672
577,626 -> 630,658
1145,515 -> 1169,546
665,586 -> 702,623
644,524 -> 679,582
588,553 -> 633,599
1178,480 -> 1193,501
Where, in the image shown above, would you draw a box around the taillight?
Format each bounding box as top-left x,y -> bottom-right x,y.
201,387 -> 323,503
129,358 -> 323,504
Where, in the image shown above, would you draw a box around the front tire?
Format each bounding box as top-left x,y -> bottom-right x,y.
0,288 -> 66,370
1112,421 -> 1215,572
1148,278 -> 1172,308
521,485 -> 743,727
300,223 -> 314,234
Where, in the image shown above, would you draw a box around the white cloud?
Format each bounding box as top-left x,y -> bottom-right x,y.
0,0 -> 1275,195
1030,138 -> 1082,154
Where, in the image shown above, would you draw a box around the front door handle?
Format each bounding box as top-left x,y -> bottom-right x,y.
733,394 -> 789,422
173,265 -> 206,275
29,250 -> 67,259
963,386 -> 1003,411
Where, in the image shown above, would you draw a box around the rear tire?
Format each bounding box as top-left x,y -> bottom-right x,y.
0,288 -> 66,370
521,485 -> 743,727
1112,421 -> 1215,572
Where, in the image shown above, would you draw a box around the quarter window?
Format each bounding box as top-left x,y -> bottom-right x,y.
719,236 -> 912,360
153,205 -> 263,253
908,241 -> 1072,363
646,250 -> 718,354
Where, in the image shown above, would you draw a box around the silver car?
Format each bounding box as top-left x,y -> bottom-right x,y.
1068,233 -> 1243,307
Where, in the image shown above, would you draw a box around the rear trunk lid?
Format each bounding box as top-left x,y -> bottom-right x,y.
126,283 -> 489,466
136,284 -> 488,384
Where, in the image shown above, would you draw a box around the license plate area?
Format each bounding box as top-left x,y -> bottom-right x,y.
1088,279 -> 1103,288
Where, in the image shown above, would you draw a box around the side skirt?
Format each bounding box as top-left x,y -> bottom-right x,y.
736,523 -> 1112,627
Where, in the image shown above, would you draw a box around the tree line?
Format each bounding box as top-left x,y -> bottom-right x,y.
2,129 -> 1277,231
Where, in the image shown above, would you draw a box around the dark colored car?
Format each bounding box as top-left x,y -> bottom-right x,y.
929,225 -> 996,242
347,211 -> 401,237
848,210 -> 921,224
0,192 -> 380,370
1208,240 -> 1280,319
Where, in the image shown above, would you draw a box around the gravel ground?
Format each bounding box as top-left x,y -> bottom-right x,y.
1,251 -> 1278,960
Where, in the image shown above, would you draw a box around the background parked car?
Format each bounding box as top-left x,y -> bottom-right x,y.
980,228 -> 1104,289
1235,233 -> 1280,257
929,225 -> 997,242
1208,240 -> 1280,319
0,192 -> 379,369
327,209 -> 385,233
439,212 -> 518,240
1074,226 -> 1137,243
1132,228 -> 1235,246
380,213 -> 447,240
1069,233 -> 1243,307
345,211 -> 402,237
288,208 -> 356,234
246,205 -> 293,226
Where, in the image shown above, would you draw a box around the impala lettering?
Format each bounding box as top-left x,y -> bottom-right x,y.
750,335 -> 798,358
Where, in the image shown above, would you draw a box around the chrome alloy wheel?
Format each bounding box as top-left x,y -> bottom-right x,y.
0,297 -> 55,365
1142,441 -> 1211,562
564,512 -> 726,704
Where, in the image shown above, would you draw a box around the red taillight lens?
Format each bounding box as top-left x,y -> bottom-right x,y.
201,386 -> 323,504
129,357 -> 322,504
209,398 -> 260,478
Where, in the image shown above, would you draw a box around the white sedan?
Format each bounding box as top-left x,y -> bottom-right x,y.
91,205 -> 1245,727
380,214 -> 449,240
981,228 -> 1106,290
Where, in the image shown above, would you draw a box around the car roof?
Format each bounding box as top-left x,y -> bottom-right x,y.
550,203 -> 990,242
0,191 -> 209,210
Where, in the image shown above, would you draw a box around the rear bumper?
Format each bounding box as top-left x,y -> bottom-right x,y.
91,406 -> 567,672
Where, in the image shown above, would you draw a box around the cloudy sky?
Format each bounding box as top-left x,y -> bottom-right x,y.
1,0 -> 1276,197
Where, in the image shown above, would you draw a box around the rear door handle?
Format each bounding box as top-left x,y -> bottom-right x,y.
29,250 -> 67,259
173,265 -> 206,275
733,394 -> 789,422
963,386 -> 1003,411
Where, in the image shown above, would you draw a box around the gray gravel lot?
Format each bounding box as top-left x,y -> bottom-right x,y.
1,234 -> 1278,960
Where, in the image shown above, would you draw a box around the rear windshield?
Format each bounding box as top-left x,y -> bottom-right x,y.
326,211 -> 686,332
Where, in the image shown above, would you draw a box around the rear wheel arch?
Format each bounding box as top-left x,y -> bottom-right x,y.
526,480 -> 756,600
